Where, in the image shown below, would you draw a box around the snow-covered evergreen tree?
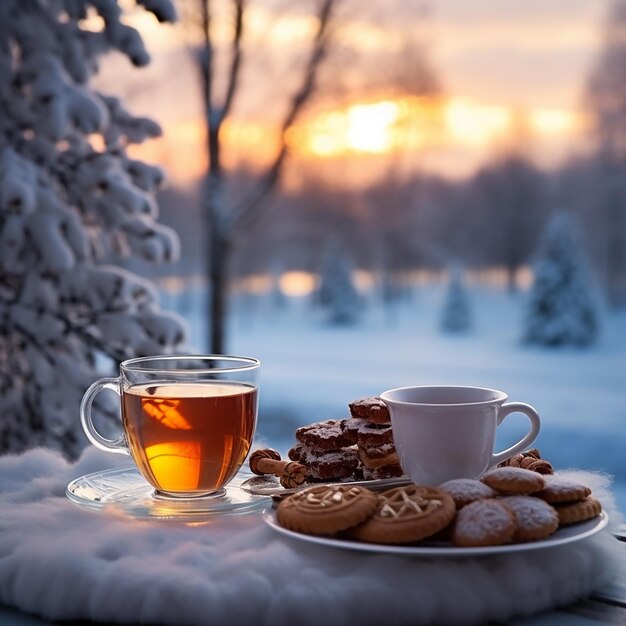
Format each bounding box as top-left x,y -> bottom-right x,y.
317,241 -> 361,325
523,211 -> 600,347
0,0 -> 186,456
440,263 -> 472,333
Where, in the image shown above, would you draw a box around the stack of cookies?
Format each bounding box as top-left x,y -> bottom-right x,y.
440,467 -> 602,546
342,397 -> 403,480
288,419 -> 358,482
286,396 -> 404,483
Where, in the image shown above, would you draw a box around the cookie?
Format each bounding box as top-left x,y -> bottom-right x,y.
360,464 -> 404,480
288,443 -> 358,480
555,497 -> 602,525
536,475 -> 592,504
277,485 -> 378,536
439,478 -> 497,509
357,444 -> 399,470
340,418 -> 367,444
341,419 -> 394,447
356,423 -> 394,448
500,496 -> 559,541
348,397 -> 391,425
295,420 -> 352,451
481,466 -> 545,494
452,498 -> 516,547
348,485 -> 455,544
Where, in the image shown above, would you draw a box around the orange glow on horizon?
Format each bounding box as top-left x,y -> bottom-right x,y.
279,271 -> 317,297
286,95 -> 444,157
444,99 -> 511,145
127,96 -> 586,185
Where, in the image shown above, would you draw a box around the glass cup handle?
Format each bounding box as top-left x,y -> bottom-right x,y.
489,402 -> 541,469
80,377 -> 129,455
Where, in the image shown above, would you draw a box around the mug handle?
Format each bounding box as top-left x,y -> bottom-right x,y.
488,402 -> 540,469
80,377 -> 129,455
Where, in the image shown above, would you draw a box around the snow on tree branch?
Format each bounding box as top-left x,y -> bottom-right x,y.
0,0 -> 185,456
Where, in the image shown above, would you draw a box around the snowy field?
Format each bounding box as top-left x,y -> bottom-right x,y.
163,285 -> 626,510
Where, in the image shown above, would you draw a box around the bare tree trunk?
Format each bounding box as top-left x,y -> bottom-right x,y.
197,0 -> 243,354
208,222 -> 230,353
205,170 -> 230,354
606,188 -> 626,308
194,0 -> 336,353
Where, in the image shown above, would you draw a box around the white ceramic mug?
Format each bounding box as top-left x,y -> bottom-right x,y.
380,385 -> 541,486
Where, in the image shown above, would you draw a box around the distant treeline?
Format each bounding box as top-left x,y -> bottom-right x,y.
149,153 -> 626,309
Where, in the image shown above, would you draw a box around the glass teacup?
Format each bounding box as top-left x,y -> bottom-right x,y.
80,355 -> 260,498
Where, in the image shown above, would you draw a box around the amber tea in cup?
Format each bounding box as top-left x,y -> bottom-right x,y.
80,355 -> 260,498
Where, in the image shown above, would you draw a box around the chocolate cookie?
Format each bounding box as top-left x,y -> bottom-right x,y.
340,418 -> 367,444
295,419 -> 352,451
358,444 -> 399,470
356,423 -> 394,448
348,397 -> 391,425
360,464 -> 404,480
341,419 -> 394,447
288,443 -> 359,480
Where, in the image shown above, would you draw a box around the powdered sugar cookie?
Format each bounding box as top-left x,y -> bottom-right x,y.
439,478 -> 497,509
536,475 -> 592,504
481,466 -> 545,494
277,485 -> 378,536
500,496 -> 559,541
348,485 -> 455,544
452,499 -> 516,547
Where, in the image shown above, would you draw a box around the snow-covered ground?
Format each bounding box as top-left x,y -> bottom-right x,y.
163,285 -> 626,510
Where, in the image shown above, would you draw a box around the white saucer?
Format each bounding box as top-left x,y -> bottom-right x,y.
66,466 -> 271,521
264,510 -> 609,558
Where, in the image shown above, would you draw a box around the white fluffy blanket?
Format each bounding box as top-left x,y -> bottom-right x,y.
0,447 -> 624,626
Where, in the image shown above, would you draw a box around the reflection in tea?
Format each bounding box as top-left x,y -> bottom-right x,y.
122,382 -> 257,495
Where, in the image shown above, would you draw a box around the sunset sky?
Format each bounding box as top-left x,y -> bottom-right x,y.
100,0 -> 611,187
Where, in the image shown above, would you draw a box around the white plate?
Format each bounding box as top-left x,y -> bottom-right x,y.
66,466 -> 271,521
264,510 -> 609,558
240,474 -> 412,496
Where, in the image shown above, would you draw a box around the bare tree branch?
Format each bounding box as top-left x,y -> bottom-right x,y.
219,0 -> 245,125
197,0 -> 218,169
230,0 -> 336,233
